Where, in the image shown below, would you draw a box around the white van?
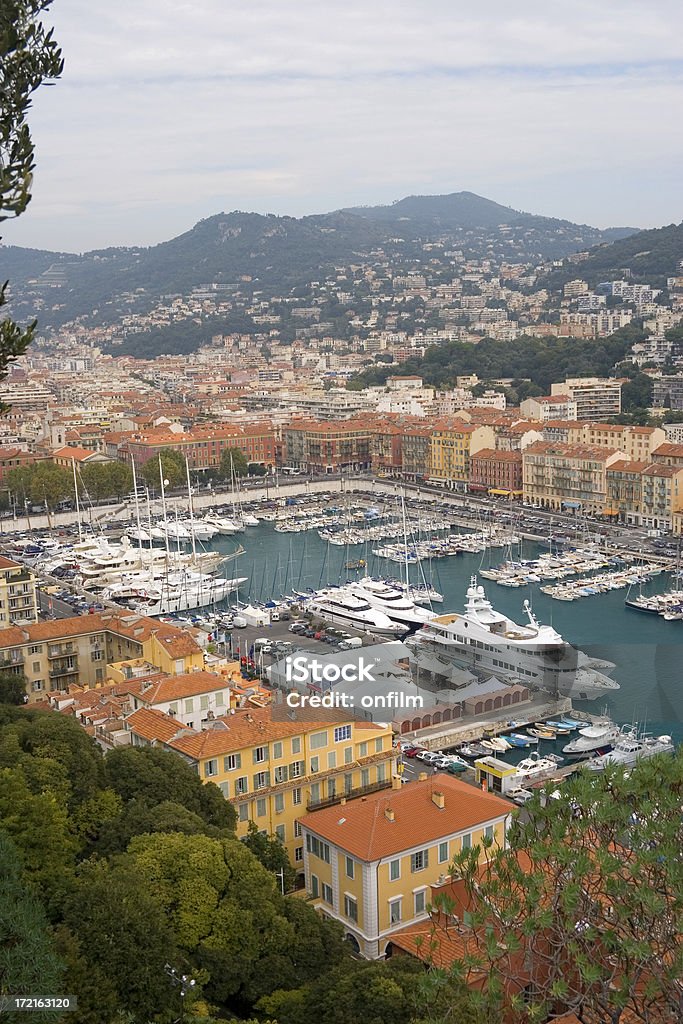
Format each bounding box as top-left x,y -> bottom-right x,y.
339,636 -> 363,650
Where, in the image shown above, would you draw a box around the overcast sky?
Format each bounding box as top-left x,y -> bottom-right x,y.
4,0 -> 683,253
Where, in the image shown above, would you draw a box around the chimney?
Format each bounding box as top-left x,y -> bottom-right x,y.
432,791 -> 445,810
384,806 -> 395,822
418,771 -> 428,782
340,797 -> 346,806
391,775 -> 402,790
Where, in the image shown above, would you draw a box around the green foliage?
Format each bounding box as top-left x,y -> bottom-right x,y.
241,820 -> 296,892
219,446 -> 248,480
6,461 -> 73,509
103,745 -> 237,832
0,0 -> 63,407
0,830 -> 65,1024
0,671 -> 27,704
140,447 -> 186,490
445,750 -> 683,1023
349,330 -> 644,396
80,461 -> 133,501
546,221 -> 683,288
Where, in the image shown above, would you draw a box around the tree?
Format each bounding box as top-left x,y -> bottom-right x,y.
219,446 -> 248,480
1,1 -> 63,408
241,820 -> 296,892
80,461 -> 133,501
6,462 -> 73,509
0,830 -> 65,1023
0,672 -> 27,704
140,448 -> 186,490
103,745 -> 237,831
446,752 -> 683,1023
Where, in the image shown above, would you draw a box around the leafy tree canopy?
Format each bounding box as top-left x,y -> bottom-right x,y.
140,447 -> 186,490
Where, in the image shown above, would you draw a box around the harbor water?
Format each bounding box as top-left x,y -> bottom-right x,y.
210,524 -> 683,746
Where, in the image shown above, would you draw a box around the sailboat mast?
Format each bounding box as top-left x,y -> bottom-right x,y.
131,457 -> 143,557
158,455 -> 171,561
185,456 -> 197,563
72,458 -> 83,543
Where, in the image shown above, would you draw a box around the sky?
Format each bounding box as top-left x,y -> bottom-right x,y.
4,0 -> 683,253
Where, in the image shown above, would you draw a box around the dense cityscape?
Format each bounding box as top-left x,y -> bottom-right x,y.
1,3 -> 682,1024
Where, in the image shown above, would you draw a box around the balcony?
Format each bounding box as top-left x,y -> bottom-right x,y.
49,660 -> 78,678
306,777 -> 391,812
48,645 -> 75,659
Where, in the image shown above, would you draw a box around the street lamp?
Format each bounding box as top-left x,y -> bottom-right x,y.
164,963 -> 196,1023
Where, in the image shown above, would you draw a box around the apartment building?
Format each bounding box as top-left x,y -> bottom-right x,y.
550,378 -> 623,420
119,422 -> 276,473
0,612 -> 203,702
605,461 -> 649,524
300,773 -> 511,958
519,395 -> 578,422
639,464 -> 683,531
522,442 -> 625,514
429,420 -> 495,489
283,419 -> 373,473
400,424 -> 432,481
469,449 -> 523,495
129,704 -> 395,871
0,556 -> 38,628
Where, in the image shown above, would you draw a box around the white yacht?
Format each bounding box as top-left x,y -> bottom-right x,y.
562,715 -> 622,759
515,752 -> 559,778
306,587 -> 408,636
345,577 -> 437,630
587,727 -> 674,771
105,571 -> 248,616
406,576 -> 620,701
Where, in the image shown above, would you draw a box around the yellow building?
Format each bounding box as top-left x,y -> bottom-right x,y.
142,705 -> 397,873
300,772 -> 512,958
522,442 -> 625,513
0,556 -> 38,628
0,611 -> 204,703
429,419 -> 495,489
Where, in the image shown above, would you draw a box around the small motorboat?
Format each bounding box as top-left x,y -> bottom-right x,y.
528,727 -> 555,740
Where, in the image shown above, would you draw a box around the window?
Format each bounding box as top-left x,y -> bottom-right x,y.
376,763 -> 386,783
28,645 -> 42,654
235,776 -> 248,795
310,756 -> 319,774
289,760 -> 304,779
358,741 -> 368,758
327,778 -> 336,799
291,737 -> 301,754
253,771 -> 270,790
344,746 -> 353,764
411,850 -> 429,873
292,787 -> 302,805
485,825 -> 494,842
375,737 -> 383,753
274,793 -> 285,814
344,894 -> 358,922
32,661 -> 40,672
306,835 -> 330,863
273,741 -> 283,759
31,680 -> 43,692
253,745 -> 269,764
91,650 -> 103,662
200,695 -> 209,711
390,859 -> 400,881
310,782 -> 320,804
204,759 -> 218,778
224,753 -> 241,772
294,820 -> 302,838
238,803 -> 249,822
215,691 -> 225,706
344,773 -> 353,795
360,768 -> 369,788
461,833 -> 472,850
295,846 -> 303,862
327,751 -> 336,770
414,890 -> 426,916
322,883 -> 333,905
219,781 -> 229,798
310,730 -> 328,750
334,724 -> 351,743
169,702 -> 179,716
438,841 -> 449,864
389,899 -> 402,925
274,765 -> 288,784
345,856 -> 355,879
275,824 -> 285,843
184,698 -> 194,714
256,798 -> 266,817
311,875 -> 319,899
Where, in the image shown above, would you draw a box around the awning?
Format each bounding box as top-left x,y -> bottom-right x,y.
489,489 -> 511,496
603,507 -> 620,516
467,483 -> 488,492
562,501 -> 581,508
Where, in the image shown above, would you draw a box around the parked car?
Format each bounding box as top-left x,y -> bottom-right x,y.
446,761 -> 469,775
510,788 -> 534,805
401,746 -> 419,757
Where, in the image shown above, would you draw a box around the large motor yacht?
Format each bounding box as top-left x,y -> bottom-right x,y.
406,576 -> 620,701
